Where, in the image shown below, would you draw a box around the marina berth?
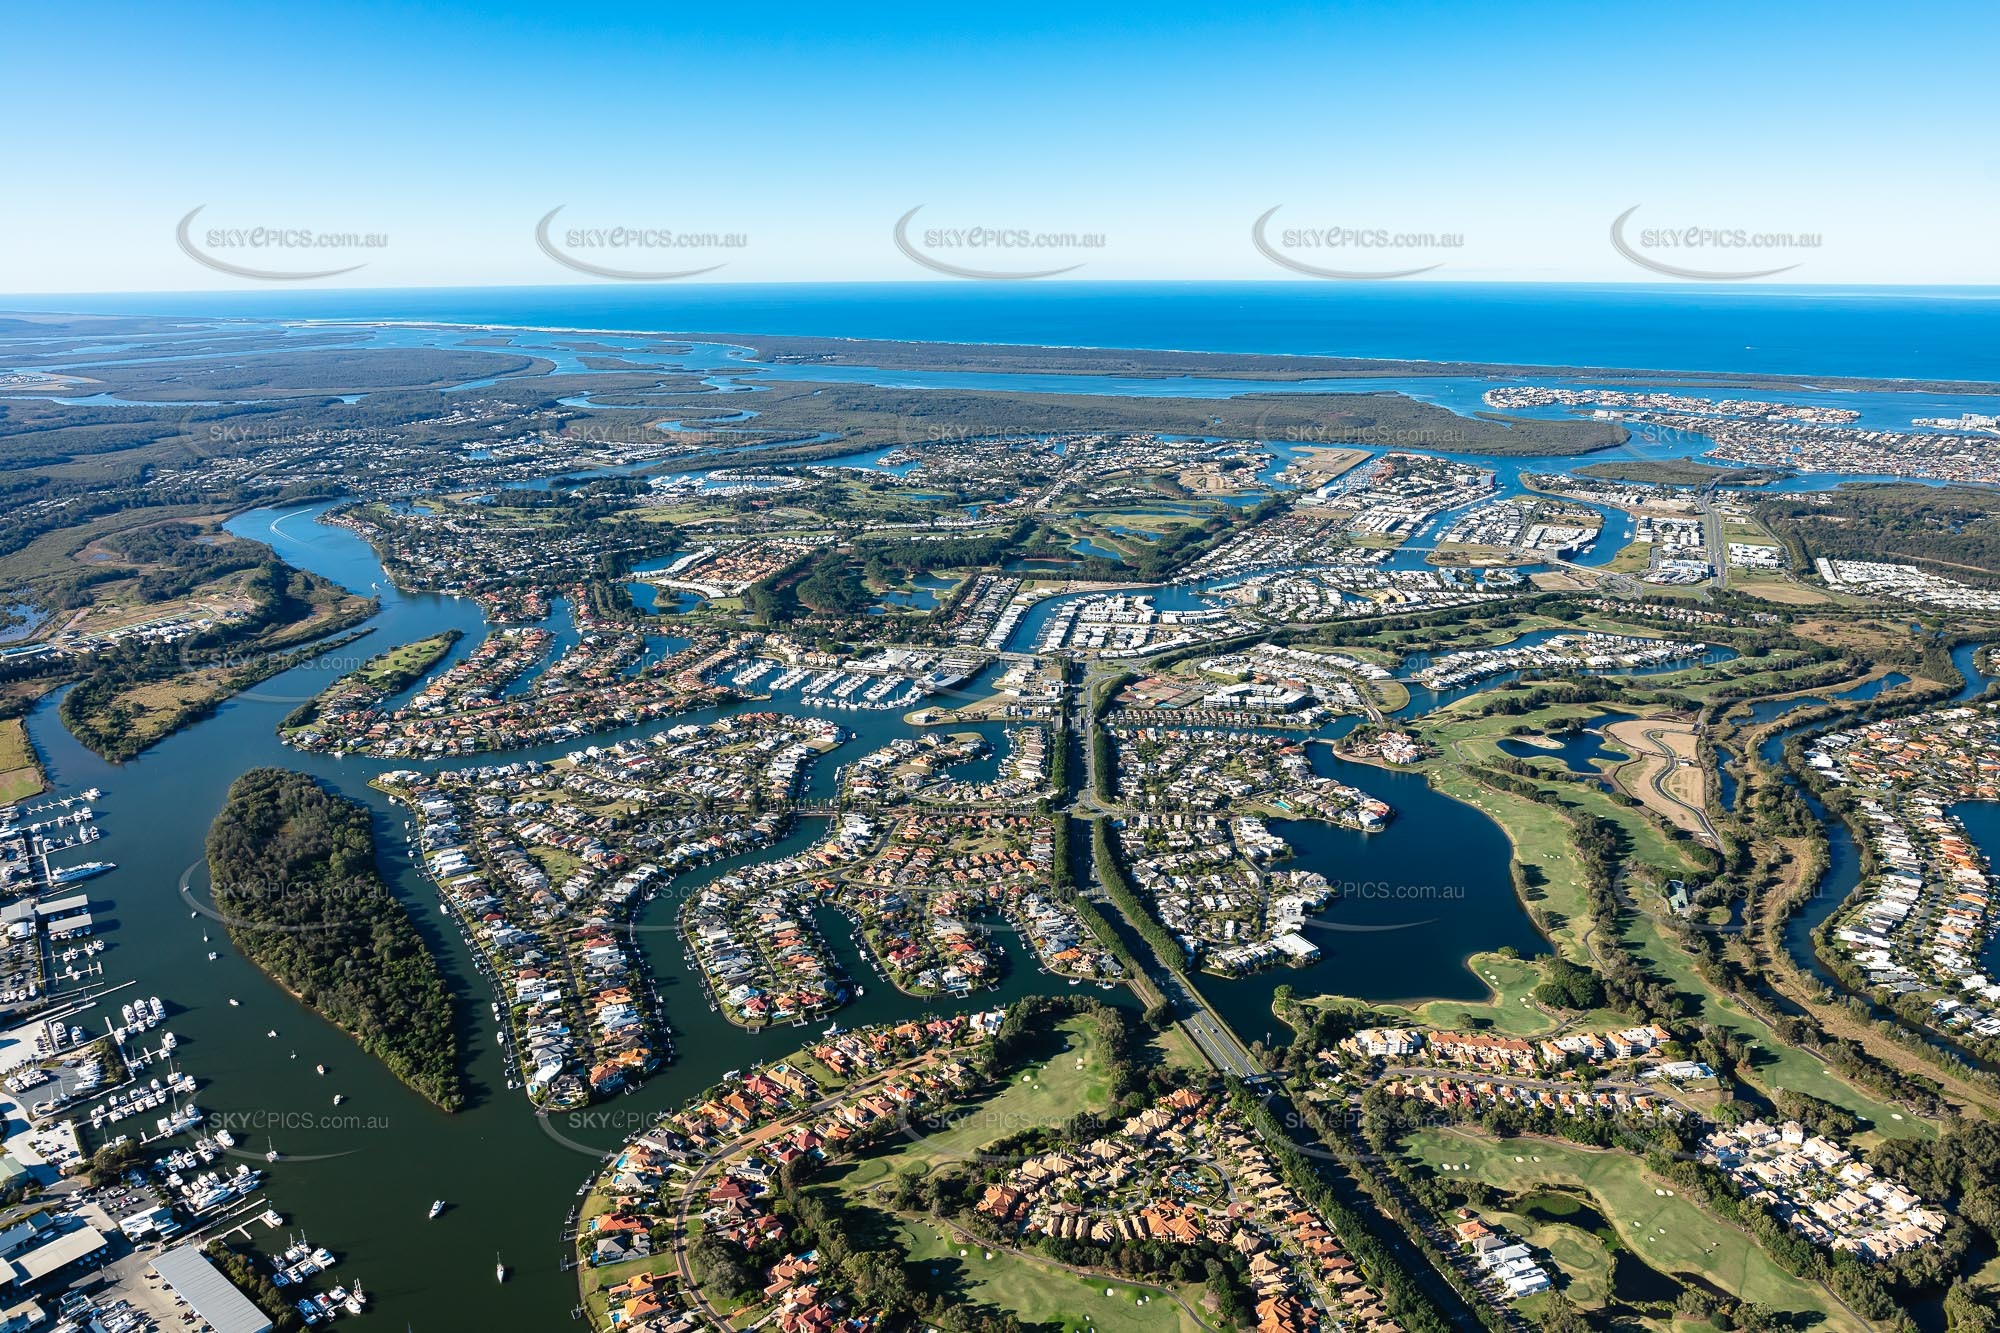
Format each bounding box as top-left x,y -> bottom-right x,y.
6,293 -> 1998,1333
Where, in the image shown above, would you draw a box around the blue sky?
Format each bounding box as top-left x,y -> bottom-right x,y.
5,0 -> 1995,290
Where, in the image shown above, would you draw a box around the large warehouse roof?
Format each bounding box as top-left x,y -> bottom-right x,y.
151,1244 -> 272,1333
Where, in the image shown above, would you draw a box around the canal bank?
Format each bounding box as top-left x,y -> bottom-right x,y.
17,503 -> 1091,1330
1768,643 -> 2000,1068
1187,740 -> 1546,1044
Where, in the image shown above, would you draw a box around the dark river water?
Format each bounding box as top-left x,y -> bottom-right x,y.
1192,743 -> 1546,1041
18,493 -> 1922,1326
1776,645 -> 1995,990
16,503 -> 1103,1329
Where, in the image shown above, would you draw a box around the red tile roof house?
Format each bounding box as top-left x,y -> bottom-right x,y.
592,1211 -> 648,1237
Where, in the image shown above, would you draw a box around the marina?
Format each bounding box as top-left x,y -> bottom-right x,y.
0,286 -> 1992,1328
0,467 -> 1901,1326
2,503 -> 1115,1327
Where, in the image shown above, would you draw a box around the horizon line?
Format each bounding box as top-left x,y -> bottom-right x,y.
7,276 -> 2000,307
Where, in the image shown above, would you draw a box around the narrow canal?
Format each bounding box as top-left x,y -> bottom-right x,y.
14,503 -> 1093,1330
24,495 -> 1955,1328
1774,643 -> 1997,1026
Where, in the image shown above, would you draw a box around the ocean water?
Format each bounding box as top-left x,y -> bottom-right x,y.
9,281 -> 2000,382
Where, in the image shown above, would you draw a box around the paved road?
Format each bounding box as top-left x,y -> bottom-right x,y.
1068,789 -> 1267,1083
1620,723 -> 1721,846
1169,978 -> 1265,1081
668,1053 -> 953,1327
1701,492 -> 1729,593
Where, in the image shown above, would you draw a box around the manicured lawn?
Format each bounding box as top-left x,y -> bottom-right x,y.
1414,694 -> 1933,1141
1145,1021 -> 1209,1076
1481,1202 -> 1615,1312
352,632 -> 457,688
574,1184 -> 675,1326
841,1015 -> 1118,1189
1371,678 -> 1411,712
1616,911 -> 1932,1141
895,1215 -> 1198,1333
1406,1128 -> 1869,1333
1966,1248 -> 2000,1295
1592,788 -> 1705,879
1604,541 -> 1654,574
1075,510 -> 1198,538
1732,577 -> 1841,605
793,1051 -> 851,1093
1425,761 -> 1594,963
1383,951 -> 1628,1037
1681,660 -> 1841,706
0,718 -> 44,805
1434,711 -> 1708,886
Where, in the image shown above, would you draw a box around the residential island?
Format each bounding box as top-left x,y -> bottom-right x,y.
3,312 -> 2000,1333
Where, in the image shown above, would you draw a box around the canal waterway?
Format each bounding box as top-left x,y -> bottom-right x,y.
1775,644 -> 1996,997
13,494 -> 1596,1326
1191,743 -> 1546,1040
13,503 -> 1094,1330
9,466 -> 1987,1329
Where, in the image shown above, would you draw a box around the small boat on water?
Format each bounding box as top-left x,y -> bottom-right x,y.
265,1139 -> 280,1163
316,1064 -> 326,1075
228,999 -> 239,1007
428,1200 -> 445,1219
495,1253 -> 506,1282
